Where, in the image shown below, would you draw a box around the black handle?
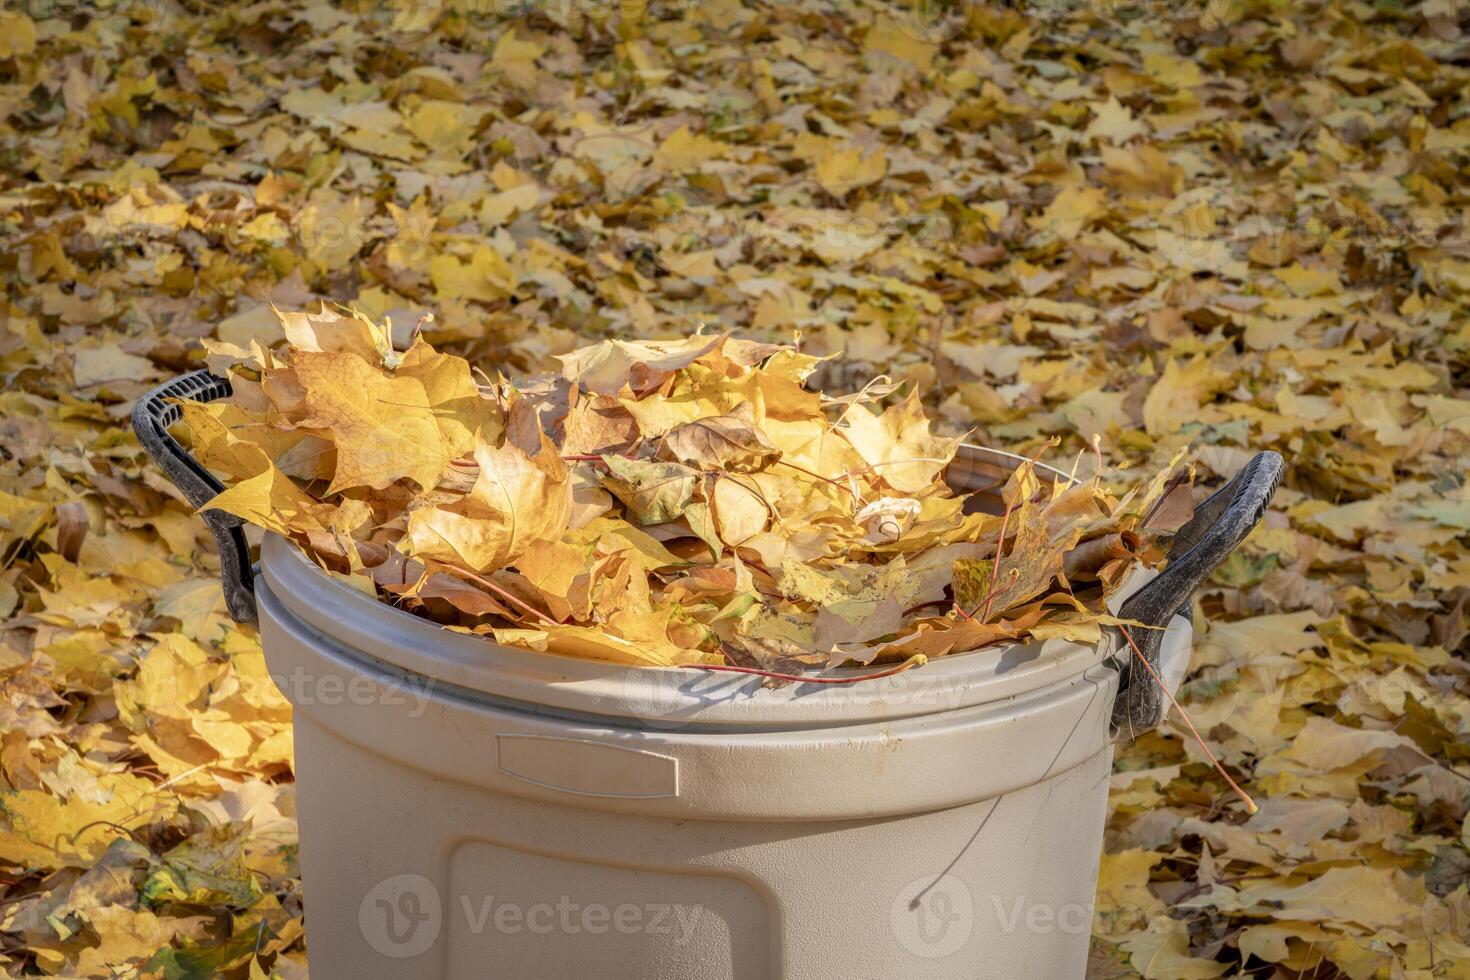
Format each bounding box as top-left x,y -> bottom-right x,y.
132,371 -> 258,623
1110,450 -> 1284,738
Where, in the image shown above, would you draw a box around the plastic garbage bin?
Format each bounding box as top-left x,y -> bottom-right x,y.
135,370 -> 1282,980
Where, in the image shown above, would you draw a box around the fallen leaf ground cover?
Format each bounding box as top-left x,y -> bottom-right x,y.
0,0 -> 1469,976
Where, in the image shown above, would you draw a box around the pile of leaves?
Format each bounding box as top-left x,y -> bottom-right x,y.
3,0 -> 1470,975
189,307 -> 1180,672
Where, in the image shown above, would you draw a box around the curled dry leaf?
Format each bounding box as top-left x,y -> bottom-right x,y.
600,456 -> 700,525
405,439 -> 572,573
658,406 -> 782,472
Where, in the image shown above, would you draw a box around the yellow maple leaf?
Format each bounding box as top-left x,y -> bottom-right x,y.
430,245 -> 517,303
839,392 -> 965,494
654,125 -> 728,173
405,100 -> 485,159
815,144 -> 887,198
406,438 -> 572,572
293,341 -> 490,492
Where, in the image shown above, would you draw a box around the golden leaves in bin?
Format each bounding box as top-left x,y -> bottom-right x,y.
189,306 -> 1182,671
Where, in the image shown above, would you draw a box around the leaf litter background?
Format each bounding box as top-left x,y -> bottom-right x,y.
1,0 -> 1470,976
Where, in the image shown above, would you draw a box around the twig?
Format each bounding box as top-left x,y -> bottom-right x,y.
772,458 -> 862,505
1118,625 -> 1257,814
440,564 -> 561,627
968,496 -> 1016,622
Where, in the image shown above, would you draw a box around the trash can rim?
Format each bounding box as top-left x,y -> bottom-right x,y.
259,534 -> 1130,728
257,442 -> 1127,728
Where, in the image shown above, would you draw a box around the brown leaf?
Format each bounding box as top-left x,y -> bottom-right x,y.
658,407 -> 782,472
55,502 -> 88,562
405,438 -> 572,572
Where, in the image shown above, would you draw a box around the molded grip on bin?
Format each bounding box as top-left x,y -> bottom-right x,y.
1110,450 -> 1284,739
132,370 -> 258,623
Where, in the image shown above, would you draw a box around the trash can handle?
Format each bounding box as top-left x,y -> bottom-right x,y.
132,370 -> 258,623
1111,450 -> 1284,738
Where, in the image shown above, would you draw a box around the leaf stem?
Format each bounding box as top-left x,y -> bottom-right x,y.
442,564 -> 562,627
772,458 -> 861,505
1118,624 -> 1257,814
969,496 -> 1016,622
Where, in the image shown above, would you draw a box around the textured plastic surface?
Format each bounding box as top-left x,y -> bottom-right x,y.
260,552 -> 1188,821
289,699 -> 1118,979
264,586 -> 1132,978
131,370 -> 257,622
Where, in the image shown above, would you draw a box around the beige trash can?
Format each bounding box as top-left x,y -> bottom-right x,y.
135,371 -> 1282,980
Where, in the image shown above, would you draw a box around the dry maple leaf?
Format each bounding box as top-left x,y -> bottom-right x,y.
839,391 -> 967,494
406,438 -> 572,573
292,343 -> 489,493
